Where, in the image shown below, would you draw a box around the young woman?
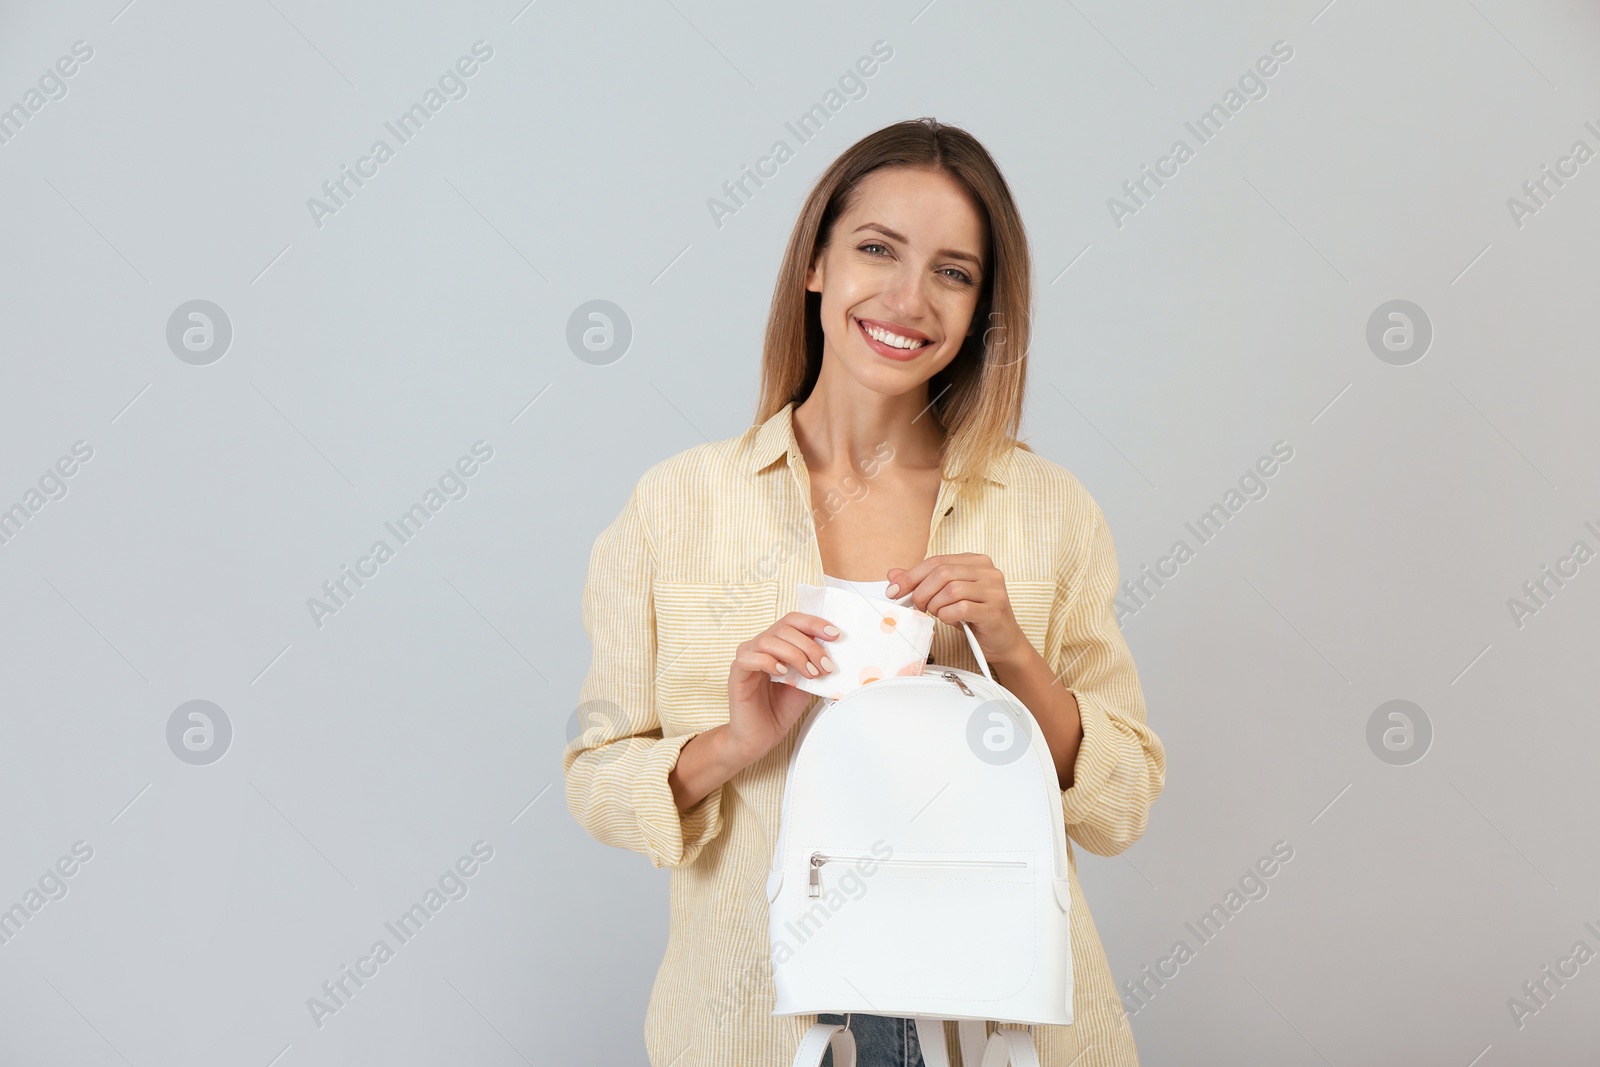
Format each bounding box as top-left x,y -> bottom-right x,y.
564,118 -> 1165,1067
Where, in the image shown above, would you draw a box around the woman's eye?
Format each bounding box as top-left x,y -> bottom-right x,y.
859,242 -> 972,285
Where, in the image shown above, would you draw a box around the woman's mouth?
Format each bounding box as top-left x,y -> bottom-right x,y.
856,317 -> 933,361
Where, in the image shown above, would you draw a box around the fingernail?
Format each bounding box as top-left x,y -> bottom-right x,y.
806,662 -> 819,676
775,662 -> 788,674
822,625 -> 840,637
820,656 -> 835,673
886,584 -> 899,598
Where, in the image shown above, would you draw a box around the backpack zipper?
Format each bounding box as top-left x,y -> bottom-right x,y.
824,670 -> 977,703
808,850 -> 1028,897
939,671 -> 974,696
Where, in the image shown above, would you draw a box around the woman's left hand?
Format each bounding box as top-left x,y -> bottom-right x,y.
885,553 -> 1031,666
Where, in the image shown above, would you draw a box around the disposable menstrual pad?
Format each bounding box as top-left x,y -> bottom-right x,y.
772,582 -> 937,701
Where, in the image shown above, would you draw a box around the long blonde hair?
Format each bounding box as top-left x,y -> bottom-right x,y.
756,117 -> 1033,500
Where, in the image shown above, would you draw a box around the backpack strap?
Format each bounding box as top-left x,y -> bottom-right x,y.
919,1020 -> 1038,1067
914,1017 -> 950,1067
959,621 -> 993,682
788,1020 -> 856,1067
976,1027 -> 1041,1067
959,1020 -> 989,1066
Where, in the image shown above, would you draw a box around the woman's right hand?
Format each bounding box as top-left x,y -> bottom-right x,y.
724,612 -> 839,766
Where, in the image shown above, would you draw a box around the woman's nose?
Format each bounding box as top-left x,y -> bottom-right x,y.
883,265 -> 931,319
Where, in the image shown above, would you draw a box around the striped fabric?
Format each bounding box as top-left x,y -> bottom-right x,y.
563,400 -> 1165,1066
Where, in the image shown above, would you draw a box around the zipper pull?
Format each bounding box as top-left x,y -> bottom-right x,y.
940,671 -> 974,696
808,852 -> 827,897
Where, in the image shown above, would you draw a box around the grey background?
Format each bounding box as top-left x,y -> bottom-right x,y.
1,0 -> 1597,1064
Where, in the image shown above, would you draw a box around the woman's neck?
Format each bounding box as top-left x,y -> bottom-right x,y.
791,381 -> 947,476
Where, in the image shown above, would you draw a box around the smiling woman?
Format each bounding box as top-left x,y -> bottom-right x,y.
564,118 -> 1163,1067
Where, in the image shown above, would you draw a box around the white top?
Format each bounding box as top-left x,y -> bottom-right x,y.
821,573 -> 913,607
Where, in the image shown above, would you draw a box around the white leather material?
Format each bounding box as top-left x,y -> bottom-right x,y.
790,1021 -> 857,1067
959,1020 -> 989,1067
980,1028 -> 1042,1067
773,624 -> 1072,1067
915,1017 -> 950,1067
959,618 -> 992,682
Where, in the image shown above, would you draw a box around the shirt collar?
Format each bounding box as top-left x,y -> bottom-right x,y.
748,400 -> 1012,487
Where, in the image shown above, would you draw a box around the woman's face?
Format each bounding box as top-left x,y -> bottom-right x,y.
805,165 -> 989,399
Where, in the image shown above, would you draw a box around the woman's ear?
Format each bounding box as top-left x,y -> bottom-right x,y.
804,247 -> 827,294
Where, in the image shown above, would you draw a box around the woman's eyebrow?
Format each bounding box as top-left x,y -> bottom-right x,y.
852,222 -> 983,267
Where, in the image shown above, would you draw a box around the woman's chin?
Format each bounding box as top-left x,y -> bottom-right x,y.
834,359 -> 939,397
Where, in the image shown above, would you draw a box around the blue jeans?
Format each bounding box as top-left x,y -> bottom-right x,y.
817,1013 -> 926,1067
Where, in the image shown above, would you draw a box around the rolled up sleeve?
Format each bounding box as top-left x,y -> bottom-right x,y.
561,482 -> 726,869
1048,501 -> 1165,856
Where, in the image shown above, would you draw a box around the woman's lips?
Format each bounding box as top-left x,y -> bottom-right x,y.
856,318 -> 932,361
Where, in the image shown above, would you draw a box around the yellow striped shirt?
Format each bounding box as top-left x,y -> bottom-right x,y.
562,400 -> 1165,1066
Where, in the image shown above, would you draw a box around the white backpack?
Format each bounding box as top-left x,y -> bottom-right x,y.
768,622 -> 1073,1067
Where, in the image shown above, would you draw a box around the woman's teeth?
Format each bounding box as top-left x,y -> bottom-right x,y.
862,323 -> 929,350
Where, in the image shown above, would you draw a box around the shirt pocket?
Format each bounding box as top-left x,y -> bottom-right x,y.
653,579 -> 781,731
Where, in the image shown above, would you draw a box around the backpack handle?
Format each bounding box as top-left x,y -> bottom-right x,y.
789,1020 -> 856,1067
960,620 -> 993,683
913,1018 -> 1041,1067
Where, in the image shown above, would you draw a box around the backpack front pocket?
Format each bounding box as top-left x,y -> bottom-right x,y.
784,848 -> 1039,1001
